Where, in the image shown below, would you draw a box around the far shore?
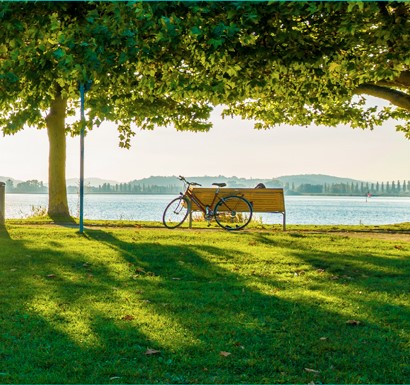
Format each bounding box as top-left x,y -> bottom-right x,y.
5,191 -> 410,198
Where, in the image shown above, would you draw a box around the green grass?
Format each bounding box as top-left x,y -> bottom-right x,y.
0,222 -> 409,384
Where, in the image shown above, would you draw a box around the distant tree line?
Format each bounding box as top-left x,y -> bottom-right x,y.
4,179 -> 182,194
285,180 -> 410,196
78,183 -> 181,195
5,179 -> 47,193
82,180 -> 410,196
5,178 -> 410,196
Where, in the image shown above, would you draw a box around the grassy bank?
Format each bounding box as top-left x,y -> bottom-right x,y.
0,222 -> 409,383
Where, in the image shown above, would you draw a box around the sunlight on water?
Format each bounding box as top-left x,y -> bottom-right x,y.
4,194 -> 410,225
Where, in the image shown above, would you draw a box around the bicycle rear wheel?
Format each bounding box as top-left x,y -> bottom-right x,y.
214,196 -> 253,230
163,196 -> 190,229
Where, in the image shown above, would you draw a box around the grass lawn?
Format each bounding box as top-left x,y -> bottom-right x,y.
0,221 -> 409,384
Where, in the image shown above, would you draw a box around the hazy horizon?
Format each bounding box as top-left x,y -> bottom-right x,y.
1,173 -> 403,186
1,105 -> 410,184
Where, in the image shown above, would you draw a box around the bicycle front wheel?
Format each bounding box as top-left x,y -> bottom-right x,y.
214,196 -> 253,231
163,196 -> 190,229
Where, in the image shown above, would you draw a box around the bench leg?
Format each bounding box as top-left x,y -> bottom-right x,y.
186,199 -> 193,229
283,212 -> 286,231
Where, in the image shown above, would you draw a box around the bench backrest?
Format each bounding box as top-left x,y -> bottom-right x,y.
242,188 -> 285,213
188,187 -> 285,213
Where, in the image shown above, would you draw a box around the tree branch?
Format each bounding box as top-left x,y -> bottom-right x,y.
376,71 -> 410,89
354,84 -> 410,111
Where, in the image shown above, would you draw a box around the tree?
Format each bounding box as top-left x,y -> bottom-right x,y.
5,179 -> 13,193
15,180 -> 47,194
0,2 -> 213,218
297,183 -> 323,194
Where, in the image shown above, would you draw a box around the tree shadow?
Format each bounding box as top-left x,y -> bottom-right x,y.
0,224 -> 10,240
82,228 -> 409,383
0,226 -> 408,383
254,232 -> 409,283
0,228 -> 183,383
47,213 -> 77,225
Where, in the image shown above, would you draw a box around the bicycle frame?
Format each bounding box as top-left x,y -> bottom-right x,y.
182,185 -> 222,218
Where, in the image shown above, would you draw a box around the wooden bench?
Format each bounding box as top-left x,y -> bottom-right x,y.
187,187 -> 286,230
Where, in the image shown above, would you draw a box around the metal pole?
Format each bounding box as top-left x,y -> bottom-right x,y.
79,84 -> 85,233
0,182 -> 5,225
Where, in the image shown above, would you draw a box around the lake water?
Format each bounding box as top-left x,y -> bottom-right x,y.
3,194 -> 410,225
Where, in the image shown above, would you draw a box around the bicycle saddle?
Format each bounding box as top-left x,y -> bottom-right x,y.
212,183 -> 226,187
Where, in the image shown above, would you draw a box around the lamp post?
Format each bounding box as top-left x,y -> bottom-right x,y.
79,83 -> 85,233
78,80 -> 91,233
0,182 -> 5,225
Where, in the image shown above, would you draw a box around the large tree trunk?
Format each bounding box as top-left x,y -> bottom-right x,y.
45,94 -> 71,219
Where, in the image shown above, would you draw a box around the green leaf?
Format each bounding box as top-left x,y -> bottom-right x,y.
190,26 -> 202,35
119,52 -> 128,65
208,38 -> 224,48
53,47 -> 65,60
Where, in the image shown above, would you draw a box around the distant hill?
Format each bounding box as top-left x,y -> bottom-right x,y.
277,174 -> 363,186
128,175 -> 283,188
66,177 -> 119,187
128,174 -> 365,188
0,176 -> 22,184
1,174 -> 366,189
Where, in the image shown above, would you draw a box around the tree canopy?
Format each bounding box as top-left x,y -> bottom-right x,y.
1,1 -> 409,217
176,1 -> 410,135
0,2 -> 214,138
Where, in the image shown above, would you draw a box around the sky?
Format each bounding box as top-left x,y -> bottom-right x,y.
1,105 -> 409,183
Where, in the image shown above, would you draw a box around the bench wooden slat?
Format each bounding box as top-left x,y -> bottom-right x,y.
188,187 -> 286,230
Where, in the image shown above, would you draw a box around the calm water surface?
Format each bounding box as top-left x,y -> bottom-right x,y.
4,194 -> 410,225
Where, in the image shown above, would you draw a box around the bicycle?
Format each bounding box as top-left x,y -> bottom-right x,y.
162,176 -> 253,230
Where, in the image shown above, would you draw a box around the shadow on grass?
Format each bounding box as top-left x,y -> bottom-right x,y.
252,231 -> 410,317
0,225 -> 10,240
253,231 -> 409,289
0,227 -> 408,383
48,213 -> 77,226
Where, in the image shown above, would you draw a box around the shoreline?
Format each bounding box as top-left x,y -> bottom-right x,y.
5,192 -> 410,198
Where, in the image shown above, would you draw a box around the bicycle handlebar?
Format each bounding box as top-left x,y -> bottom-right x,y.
178,175 -> 201,186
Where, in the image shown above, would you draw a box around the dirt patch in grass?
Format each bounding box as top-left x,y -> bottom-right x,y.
333,231 -> 410,241
288,229 -> 410,242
